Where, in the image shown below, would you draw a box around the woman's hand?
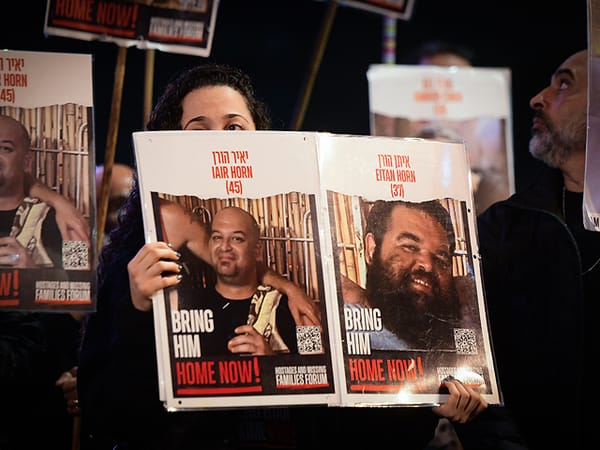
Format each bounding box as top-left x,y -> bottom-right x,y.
432,378 -> 488,424
55,366 -> 79,416
127,242 -> 182,312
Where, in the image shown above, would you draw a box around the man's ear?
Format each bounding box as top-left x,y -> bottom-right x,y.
24,150 -> 33,172
255,241 -> 264,262
365,233 -> 376,265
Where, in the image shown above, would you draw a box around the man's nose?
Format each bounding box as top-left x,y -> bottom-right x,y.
530,87 -> 548,109
414,251 -> 434,272
220,237 -> 233,250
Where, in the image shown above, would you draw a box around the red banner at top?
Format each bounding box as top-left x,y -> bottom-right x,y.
44,0 -> 220,57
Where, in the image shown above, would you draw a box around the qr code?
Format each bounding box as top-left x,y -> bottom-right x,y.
296,326 -> 323,355
454,328 -> 478,354
62,240 -> 89,270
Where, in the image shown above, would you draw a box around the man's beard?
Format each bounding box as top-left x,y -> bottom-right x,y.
529,110 -> 586,168
366,255 -> 460,350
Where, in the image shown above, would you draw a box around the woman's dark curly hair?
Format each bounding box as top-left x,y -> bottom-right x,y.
98,63 -> 272,283
147,63 -> 271,131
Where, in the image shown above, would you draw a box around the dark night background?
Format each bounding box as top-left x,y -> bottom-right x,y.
1,0 -> 589,192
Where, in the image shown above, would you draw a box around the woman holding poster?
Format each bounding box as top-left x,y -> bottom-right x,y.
78,62 -> 499,450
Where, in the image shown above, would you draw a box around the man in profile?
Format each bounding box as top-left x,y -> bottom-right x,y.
343,199 -> 465,351
0,114 -> 62,268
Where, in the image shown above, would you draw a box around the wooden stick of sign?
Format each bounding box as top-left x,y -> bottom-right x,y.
97,46 -> 127,251
144,49 -> 155,126
290,0 -> 338,130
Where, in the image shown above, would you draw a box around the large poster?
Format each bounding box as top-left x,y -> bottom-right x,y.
584,0 -> 600,231
367,65 -> 515,216
0,50 -> 96,312
133,130 -> 500,410
135,131 -> 338,409
44,0 -> 220,57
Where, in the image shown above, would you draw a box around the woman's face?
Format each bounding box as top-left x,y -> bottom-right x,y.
179,85 -> 256,131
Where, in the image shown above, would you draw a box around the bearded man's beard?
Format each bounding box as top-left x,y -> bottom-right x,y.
529,110 -> 587,168
366,255 -> 460,350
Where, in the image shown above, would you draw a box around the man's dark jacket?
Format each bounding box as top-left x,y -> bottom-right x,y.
476,165 -> 590,450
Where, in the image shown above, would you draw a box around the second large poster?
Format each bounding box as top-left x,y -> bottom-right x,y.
133,130 -> 501,410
